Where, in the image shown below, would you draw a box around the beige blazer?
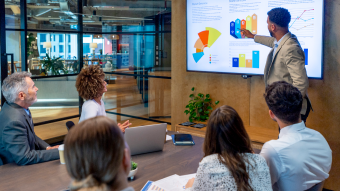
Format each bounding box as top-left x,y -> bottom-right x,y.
254,32 -> 310,114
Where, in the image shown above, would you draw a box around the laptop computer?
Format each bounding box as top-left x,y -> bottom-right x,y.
125,123 -> 167,156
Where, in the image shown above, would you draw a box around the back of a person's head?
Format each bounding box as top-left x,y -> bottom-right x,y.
267,7 -> 291,28
64,116 -> 125,191
75,65 -> 105,100
204,105 -> 254,191
2,72 -> 31,103
264,81 -> 303,124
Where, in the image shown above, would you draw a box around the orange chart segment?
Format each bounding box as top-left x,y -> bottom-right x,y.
198,30 -> 209,47
194,38 -> 205,50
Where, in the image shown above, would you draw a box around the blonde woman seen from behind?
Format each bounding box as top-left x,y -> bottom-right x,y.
64,116 -> 134,191
185,105 -> 272,191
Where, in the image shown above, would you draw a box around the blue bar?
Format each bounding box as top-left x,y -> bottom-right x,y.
304,49 -> 308,65
235,19 -> 241,38
230,21 -> 235,35
232,57 -> 239,67
252,51 -> 259,68
230,21 -> 238,39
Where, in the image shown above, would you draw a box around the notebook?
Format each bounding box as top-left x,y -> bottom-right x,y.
171,134 -> 195,146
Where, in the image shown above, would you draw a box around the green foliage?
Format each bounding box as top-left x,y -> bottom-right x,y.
27,33 -> 36,58
131,161 -> 138,170
184,87 -> 220,122
39,54 -> 68,75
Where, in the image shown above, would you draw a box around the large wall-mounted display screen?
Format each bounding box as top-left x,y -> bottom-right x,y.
187,0 -> 324,78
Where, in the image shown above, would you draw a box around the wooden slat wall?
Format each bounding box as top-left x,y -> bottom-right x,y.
171,0 -> 340,189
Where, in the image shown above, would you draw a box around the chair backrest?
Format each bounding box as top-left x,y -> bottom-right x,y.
66,121 -> 75,131
305,181 -> 325,191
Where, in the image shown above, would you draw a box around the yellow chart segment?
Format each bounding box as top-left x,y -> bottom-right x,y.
205,27 -> 221,48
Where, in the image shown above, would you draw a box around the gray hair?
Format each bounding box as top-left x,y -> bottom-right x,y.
2,72 -> 32,103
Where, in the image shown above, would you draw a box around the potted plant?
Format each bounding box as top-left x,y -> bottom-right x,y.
40,54 -> 68,75
128,161 -> 138,180
27,33 -> 36,58
184,87 -> 220,122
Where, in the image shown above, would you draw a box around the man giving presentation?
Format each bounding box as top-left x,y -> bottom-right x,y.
240,7 -> 311,122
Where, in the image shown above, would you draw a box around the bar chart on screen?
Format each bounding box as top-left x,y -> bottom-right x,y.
231,50 -> 260,68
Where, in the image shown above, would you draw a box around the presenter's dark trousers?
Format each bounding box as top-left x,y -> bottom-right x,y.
278,100 -> 311,135
301,99 -> 312,123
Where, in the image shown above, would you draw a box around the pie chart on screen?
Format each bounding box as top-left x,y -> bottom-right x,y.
193,27 -> 222,63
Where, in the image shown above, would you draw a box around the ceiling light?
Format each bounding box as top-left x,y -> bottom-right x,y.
36,9 -> 52,17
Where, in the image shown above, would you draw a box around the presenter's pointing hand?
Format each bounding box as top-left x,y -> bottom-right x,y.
239,29 -> 255,39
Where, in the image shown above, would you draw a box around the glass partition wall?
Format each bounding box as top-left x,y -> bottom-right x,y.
0,0 -> 171,143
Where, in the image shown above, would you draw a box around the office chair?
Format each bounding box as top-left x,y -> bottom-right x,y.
305,181 -> 325,191
66,121 -> 75,131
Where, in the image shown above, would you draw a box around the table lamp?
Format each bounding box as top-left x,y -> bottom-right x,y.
43,42 -> 52,55
90,43 -> 98,57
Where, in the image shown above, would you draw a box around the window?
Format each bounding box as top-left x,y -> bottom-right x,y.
68,45 -> 71,53
83,43 -> 90,55
68,35 -> 71,43
54,46 -> 56,52
40,45 -> 46,53
40,34 -> 46,42
59,45 -> 64,53
59,34 -> 64,42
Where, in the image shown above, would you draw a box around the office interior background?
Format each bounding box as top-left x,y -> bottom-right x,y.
1,0 -> 340,190
0,0 -> 171,144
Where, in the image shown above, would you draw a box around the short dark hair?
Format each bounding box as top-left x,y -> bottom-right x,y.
264,81 -> 302,123
267,7 -> 291,28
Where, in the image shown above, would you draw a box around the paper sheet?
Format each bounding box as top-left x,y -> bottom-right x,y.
166,135 -> 172,141
141,181 -> 165,191
141,173 -> 197,191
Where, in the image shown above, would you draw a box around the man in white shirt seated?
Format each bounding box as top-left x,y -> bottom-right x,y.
260,81 -> 332,191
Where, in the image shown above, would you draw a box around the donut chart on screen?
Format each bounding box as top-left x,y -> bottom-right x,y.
192,27 -> 221,63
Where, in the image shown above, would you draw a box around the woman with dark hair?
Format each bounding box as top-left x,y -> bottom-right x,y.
76,65 -> 131,132
186,105 -> 272,191
64,116 -> 134,191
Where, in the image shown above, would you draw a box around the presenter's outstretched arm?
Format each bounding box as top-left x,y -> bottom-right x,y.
239,29 -> 255,39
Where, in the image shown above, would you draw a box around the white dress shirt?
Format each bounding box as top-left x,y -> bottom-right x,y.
272,32 -> 289,60
260,122 -> 332,191
79,99 -> 106,123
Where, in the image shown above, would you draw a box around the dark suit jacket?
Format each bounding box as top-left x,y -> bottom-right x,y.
0,102 -> 59,165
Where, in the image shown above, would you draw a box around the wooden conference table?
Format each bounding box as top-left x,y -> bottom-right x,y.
0,133 -> 205,191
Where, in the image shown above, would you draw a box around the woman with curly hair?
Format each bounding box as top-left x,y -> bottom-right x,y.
76,65 -> 131,132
